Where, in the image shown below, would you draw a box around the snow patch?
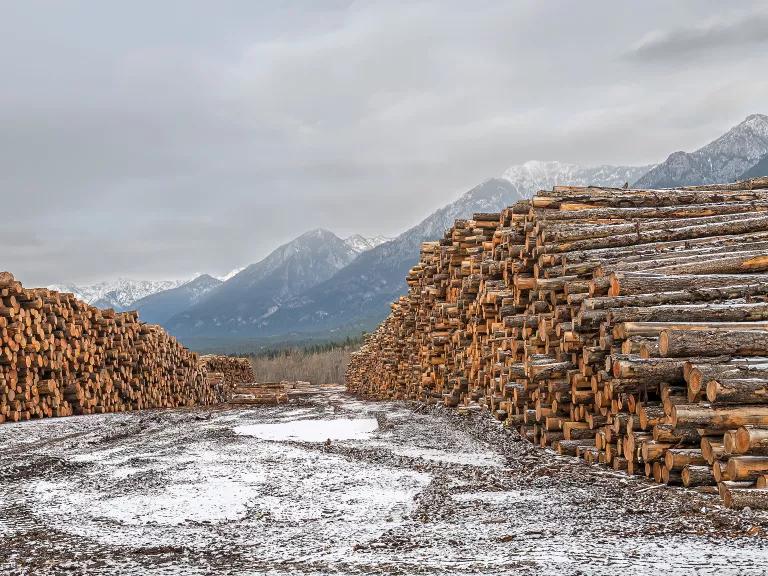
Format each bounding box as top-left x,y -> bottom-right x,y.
234,418 -> 378,442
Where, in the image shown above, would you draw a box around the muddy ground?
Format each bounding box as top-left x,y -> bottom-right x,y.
2,387 -> 768,575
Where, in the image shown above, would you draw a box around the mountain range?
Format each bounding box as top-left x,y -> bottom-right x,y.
165,229 -> 371,340
242,162 -> 653,341
634,114 -> 768,188
47,113 -> 768,350
131,274 -> 224,325
47,278 -> 189,310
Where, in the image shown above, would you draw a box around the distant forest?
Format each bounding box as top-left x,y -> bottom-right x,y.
249,336 -> 362,385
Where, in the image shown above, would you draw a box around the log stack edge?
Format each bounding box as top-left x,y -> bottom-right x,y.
347,176 -> 768,509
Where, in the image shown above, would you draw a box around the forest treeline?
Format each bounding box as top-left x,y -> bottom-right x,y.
250,337 -> 361,384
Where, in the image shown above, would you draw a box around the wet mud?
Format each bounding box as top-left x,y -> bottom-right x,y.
1,387 -> 768,575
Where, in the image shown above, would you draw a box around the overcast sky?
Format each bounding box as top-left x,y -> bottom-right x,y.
3,1 -> 768,286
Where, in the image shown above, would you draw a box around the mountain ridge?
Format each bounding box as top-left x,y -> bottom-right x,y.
176,160 -> 651,343
132,274 -> 223,325
165,228 -> 365,338
634,114 -> 768,188
742,152 -> 768,179
47,278 -> 189,311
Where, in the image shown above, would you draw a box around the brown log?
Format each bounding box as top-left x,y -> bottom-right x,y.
707,378 -> 768,405
583,281 -> 768,311
610,302 -> 768,325
665,448 -> 706,471
720,486 -> 768,510
726,456 -> 768,481
682,465 -> 716,487
735,426 -> 768,455
660,329 -> 768,358
672,404 -> 768,430
610,273 -> 768,297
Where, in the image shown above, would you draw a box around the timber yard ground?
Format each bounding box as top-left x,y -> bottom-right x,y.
2,388 -> 768,575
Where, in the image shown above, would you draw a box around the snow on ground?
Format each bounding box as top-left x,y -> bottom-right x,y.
2,390 -> 768,575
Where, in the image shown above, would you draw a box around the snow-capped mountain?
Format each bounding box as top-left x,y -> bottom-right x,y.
502,160 -> 653,196
237,160 -> 651,340
634,114 -> 768,188
47,278 -> 188,310
344,234 -> 391,253
166,229 -> 362,340
132,274 -> 223,325
217,267 -> 246,282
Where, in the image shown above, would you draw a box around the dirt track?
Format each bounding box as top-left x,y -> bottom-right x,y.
2,387 -> 768,575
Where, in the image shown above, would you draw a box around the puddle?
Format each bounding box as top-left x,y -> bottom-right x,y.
234,418 -> 378,442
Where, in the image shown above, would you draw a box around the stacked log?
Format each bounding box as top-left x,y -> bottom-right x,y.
199,355 -> 255,387
347,176 -> 768,508
230,382 -> 288,405
0,272 -> 246,424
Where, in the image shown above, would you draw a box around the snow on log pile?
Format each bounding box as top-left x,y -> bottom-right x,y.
0,272 -> 252,424
347,176 -> 768,509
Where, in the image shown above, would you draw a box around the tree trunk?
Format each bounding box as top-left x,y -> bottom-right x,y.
584,281 -> 768,311
660,329 -> 768,358
682,465 -> 716,487
726,456 -> 768,481
707,379 -> 768,405
610,273 -> 768,297
720,486 -> 768,510
610,302 -> 768,324
735,426 -> 768,455
672,404 -> 768,430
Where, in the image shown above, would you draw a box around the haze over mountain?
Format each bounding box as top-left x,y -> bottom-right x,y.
164,161 -> 650,346
165,229 -> 374,342
132,274 -> 223,325
248,161 -> 652,339
634,114 -> 768,188
47,278 -> 188,311
43,114 -> 768,349
742,152 -> 768,179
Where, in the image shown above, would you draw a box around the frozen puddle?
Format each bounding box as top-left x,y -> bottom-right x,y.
234,418 -> 378,442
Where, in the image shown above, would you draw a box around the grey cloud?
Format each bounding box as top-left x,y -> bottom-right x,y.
626,8 -> 768,62
1,1 -> 768,286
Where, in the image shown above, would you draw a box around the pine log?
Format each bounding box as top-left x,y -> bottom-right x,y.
672,404 -> 768,430
726,456 -> 768,481
735,426 -> 768,455
610,273 -> 768,297
720,486 -> 768,509
682,465 -> 716,487
660,329 -> 768,358
707,378 -> 768,405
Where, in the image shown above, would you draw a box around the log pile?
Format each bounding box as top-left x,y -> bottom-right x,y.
230,382 -> 288,405
347,177 -> 768,509
0,272 -> 249,424
199,355 -> 255,387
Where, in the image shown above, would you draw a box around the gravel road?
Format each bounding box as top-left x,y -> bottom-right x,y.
2,387 -> 768,575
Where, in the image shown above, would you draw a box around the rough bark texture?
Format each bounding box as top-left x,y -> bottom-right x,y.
660,329 -> 768,358
0,273 -> 253,424
346,178 -> 768,511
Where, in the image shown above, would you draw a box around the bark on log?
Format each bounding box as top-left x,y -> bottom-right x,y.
660,329 -> 768,358
707,379 -> 768,405
720,485 -> 768,510
611,272 -> 768,297
682,465 -> 716,487
672,404 -> 768,430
